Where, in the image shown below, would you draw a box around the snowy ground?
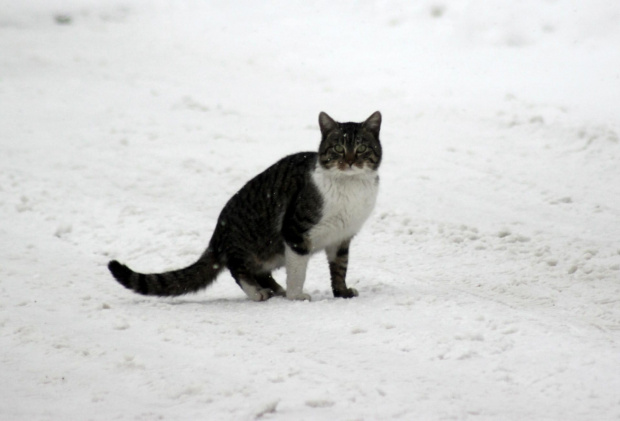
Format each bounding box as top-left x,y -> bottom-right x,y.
1,1 -> 619,420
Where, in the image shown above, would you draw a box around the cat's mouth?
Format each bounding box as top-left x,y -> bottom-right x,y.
320,159 -> 371,174
336,162 -> 367,174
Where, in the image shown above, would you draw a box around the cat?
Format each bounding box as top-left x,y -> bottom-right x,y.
108,111 -> 382,301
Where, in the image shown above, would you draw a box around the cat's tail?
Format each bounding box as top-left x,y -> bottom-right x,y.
108,249 -> 224,296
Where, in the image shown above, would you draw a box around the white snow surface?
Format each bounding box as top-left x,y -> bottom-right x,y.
1,1 -> 620,420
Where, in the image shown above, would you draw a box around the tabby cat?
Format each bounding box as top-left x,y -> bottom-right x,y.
108,111 -> 382,301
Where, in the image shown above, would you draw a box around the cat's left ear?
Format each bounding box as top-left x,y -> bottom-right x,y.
319,112 -> 338,136
363,111 -> 382,138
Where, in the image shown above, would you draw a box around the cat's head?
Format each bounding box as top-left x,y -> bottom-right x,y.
317,111 -> 382,174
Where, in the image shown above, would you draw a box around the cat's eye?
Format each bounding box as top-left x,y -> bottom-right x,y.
334,145 -> 345,153
357,145 -> 367,153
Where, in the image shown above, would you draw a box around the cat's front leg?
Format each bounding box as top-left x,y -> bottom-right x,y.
284,245 -> 312,301
326,239 -> 359,298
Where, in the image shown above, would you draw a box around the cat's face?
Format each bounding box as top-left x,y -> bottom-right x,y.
317,111 -> 382,174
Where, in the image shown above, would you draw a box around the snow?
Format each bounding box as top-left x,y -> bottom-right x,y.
1,1 -> 619,419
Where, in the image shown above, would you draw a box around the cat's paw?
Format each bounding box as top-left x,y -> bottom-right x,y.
272,287 -> 286,297
286,292 -> 312,301
333,287 -> 358,299
251,288 -> 275,302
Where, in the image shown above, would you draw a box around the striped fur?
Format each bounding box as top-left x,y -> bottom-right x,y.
108,249 -> 221,296
108,111 -> 382,301
326,239 -> 358,298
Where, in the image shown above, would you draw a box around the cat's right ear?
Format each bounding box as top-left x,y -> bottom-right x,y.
363,111 -> 382,138
319,112 -> 337,136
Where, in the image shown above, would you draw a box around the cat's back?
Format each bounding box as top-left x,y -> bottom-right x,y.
210,151 -> 320,255
217,152 -> 318,220
241,151 -> 318,196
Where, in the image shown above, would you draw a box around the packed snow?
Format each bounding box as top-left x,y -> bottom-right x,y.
1,1 -> 619,420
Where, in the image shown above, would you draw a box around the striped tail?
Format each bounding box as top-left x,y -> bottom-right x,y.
108,249 -> 223,296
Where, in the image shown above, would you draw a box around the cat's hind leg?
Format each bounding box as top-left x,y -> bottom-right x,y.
229,268 -> 275,302
256,273 -> 286,297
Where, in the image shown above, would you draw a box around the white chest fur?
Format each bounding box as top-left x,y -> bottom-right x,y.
308,166 -> 379,251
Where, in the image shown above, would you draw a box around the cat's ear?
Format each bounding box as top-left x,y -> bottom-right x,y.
319,112 -> 338,136
363,111 -> 382,137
